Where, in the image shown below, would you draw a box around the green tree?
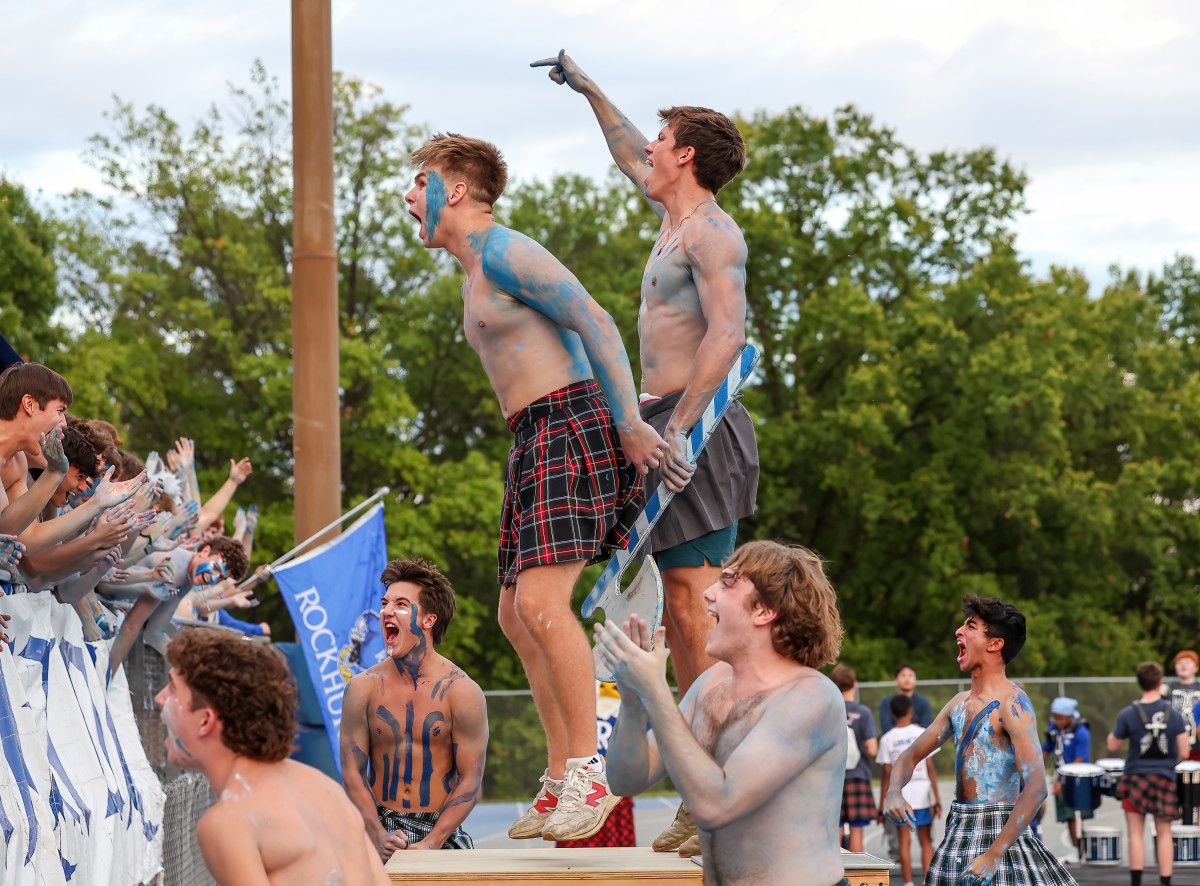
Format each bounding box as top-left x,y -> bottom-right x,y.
0,178 -> 63,358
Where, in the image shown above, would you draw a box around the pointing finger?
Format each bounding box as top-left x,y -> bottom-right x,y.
530,57 -> 561,68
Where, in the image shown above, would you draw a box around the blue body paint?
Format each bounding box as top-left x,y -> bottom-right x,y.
377,706 -> 403,803
402,702 -> 415,808
425,171 -> 447,243
420,712 -> 445,807
392,604 -> 427,690
442,743 -> 460,795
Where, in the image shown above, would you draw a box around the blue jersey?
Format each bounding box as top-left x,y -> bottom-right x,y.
1043,718 -> 1090,768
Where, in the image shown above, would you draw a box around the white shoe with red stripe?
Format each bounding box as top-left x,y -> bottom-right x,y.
508,771 -> 561,839
541,763 -> 622,842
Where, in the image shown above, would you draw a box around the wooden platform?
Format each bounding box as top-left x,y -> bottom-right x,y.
385,847 -> 890,885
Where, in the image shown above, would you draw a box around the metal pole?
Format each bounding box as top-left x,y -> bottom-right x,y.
291,0 -> 342,547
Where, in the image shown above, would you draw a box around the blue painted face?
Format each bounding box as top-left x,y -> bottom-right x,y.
424,171 -> 448,244
192,558 -> 227,586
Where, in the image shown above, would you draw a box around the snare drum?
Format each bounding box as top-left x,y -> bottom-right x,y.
1058,763 -> 1104,813
1178,761 -> 1200,826
1097,758 -> 1125,797
1081,825 -> 1121,865
1172,824 -> 1200,864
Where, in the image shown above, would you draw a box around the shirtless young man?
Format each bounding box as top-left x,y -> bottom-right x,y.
404,134 -> 667,841
532,54 -> 760,846
156,628 -> 389,886
596,540 -> 848,886
882,596 -> 1076,886
340,557 -> 488,857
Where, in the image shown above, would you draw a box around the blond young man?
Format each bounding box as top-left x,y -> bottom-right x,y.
404,134 -> 667,840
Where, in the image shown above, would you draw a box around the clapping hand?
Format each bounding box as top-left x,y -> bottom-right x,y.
592,615 -> 669,702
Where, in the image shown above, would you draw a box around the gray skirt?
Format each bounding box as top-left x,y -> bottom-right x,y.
639,390 -> 759,551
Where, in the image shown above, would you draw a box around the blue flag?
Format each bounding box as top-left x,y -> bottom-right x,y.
274,503 -> 389,774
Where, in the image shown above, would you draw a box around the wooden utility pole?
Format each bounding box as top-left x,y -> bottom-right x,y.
290,0 -> 342,545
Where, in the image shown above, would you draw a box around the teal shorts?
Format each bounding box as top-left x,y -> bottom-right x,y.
654,523 -> 738,571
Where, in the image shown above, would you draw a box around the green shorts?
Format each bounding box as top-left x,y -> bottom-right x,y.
1054,794 -> 1094,823
654,523 -> 738,571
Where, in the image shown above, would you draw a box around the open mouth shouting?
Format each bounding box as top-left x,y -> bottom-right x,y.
956,637 -> 967,666
383,620 -> 401,648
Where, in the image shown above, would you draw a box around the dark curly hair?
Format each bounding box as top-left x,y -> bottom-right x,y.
61,426 -> 100,479
380,556 -> 457,645
724,540 -> 843,669
961,594 -> 1026,664
204,535 -> 249,582
166,628 -> 297,762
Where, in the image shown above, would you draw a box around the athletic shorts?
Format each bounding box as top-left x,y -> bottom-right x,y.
654,522 -> 738,570
377,805 -> 473,849
1054,794 -> 1094,823
499,380 -> 642,586
840,777 -> 877,826
1117,771 -> 1181,819
910,806 -> 933,828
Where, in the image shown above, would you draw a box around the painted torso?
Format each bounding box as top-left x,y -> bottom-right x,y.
949,686 -> 1030,804
638,207 -> 745,397
358,650 -> 467,815
207,759 -> 381,886
687,664 -> 845,886
463,226 -> 592,419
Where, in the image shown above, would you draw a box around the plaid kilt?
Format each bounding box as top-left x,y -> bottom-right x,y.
927,802 -> 1076,886
377,806 -> 473,849
840,777 -> 877,825
555,795 -> 636,848
499,380 -> 643,586
1116,771 -> 1181,820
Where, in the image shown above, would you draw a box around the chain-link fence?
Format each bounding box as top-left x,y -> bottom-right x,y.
161,771 -> 218,886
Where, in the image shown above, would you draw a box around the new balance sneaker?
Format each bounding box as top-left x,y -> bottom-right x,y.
508,770 -> 562,839
677,834 -> 701,857
541,763 -> 622,842
652,801 -> 698,851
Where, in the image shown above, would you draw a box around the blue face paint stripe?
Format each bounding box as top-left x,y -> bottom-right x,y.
425,171 -> 447,242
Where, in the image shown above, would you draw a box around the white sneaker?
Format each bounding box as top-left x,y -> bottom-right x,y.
508,771 -> 562,839
541,763 -> 621,842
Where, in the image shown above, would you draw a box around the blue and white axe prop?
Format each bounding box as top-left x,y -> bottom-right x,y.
585,344 -> 761,680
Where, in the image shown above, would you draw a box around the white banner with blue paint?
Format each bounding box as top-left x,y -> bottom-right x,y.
273,503 -> 389,775
0,593 -> 164,885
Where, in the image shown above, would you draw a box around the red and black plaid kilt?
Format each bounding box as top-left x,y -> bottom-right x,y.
840,777 -> 877,826
499,380 -> 643,586
1117,771 -> 1181,819
554,796 -> 636,848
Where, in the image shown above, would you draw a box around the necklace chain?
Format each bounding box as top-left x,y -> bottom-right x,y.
657,200 -> 714,255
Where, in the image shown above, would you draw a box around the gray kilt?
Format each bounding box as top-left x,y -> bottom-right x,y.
377,805 -> 474,850
639,390 -> 759,551
927,802 -> 1075,886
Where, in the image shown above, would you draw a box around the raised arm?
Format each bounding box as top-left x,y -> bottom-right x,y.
479,228 -> 666,473
531,50 -> 665,219
197,458 -> 252,532
960,690 -> 1047,885
0,431 -> 68,536
339,675 -> 405,860
411,681 -> 488,850
657,221 -> 748,492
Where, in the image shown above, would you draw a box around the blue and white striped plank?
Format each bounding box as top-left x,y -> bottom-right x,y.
582,344 -> 760,621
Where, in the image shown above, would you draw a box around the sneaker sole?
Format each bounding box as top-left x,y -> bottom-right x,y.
507,817 -> 550,839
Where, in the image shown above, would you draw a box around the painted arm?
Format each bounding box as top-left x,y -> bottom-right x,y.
596,618 -> 835,829
960,690 -> 1047,885
197,458 -> 252,532
339,675 -> 405,860
0,431 -> 68,536
530,50 -> 665,219
882,694 -> 962,827
55,548 -> 123,604
480,229 -> 666,473
878,762 -> 893,823
658,222 -> 748,492
196,807 -> 272,886
412,681 -> 489,849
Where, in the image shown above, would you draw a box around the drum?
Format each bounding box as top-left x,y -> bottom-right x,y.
1081,826 -> 1121,865
1096,758 -> 1125,797
1178,761 -> 1200,826
1058,763 -> 1104,813
1172,824 -> 1200,865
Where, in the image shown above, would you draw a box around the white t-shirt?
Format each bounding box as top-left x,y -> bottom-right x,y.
876,723 -> 939,810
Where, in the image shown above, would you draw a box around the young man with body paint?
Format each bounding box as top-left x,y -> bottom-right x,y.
882,595 -> 1076,886
156,628 -> 390,886
532,52 -> 760,850
339,557 -> 488,857
596,540 -> 849,886
1108,661 -> 1188,886
404,134 -> 667,841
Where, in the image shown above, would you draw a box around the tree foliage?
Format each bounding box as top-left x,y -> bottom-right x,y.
3,69 -> 1198,687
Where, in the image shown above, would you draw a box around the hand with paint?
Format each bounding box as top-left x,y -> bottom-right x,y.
959,851 -> 1000,886
0,533 -> 25,582
87,500 -> 137,550
245,504 -> 259,533
530,49 -> 593,94
40,427 -> 69,475
882,782 -> 916,831
91,466 -> 149,510
154,558 -> 178,583
617,419 -> 668,477
373,830 -> 408,861
656,428 -> 698,492
171,437 -> 195,469
593,615 -> 670,704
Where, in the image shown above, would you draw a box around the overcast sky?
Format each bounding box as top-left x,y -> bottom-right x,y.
4,0 -> 1198,288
